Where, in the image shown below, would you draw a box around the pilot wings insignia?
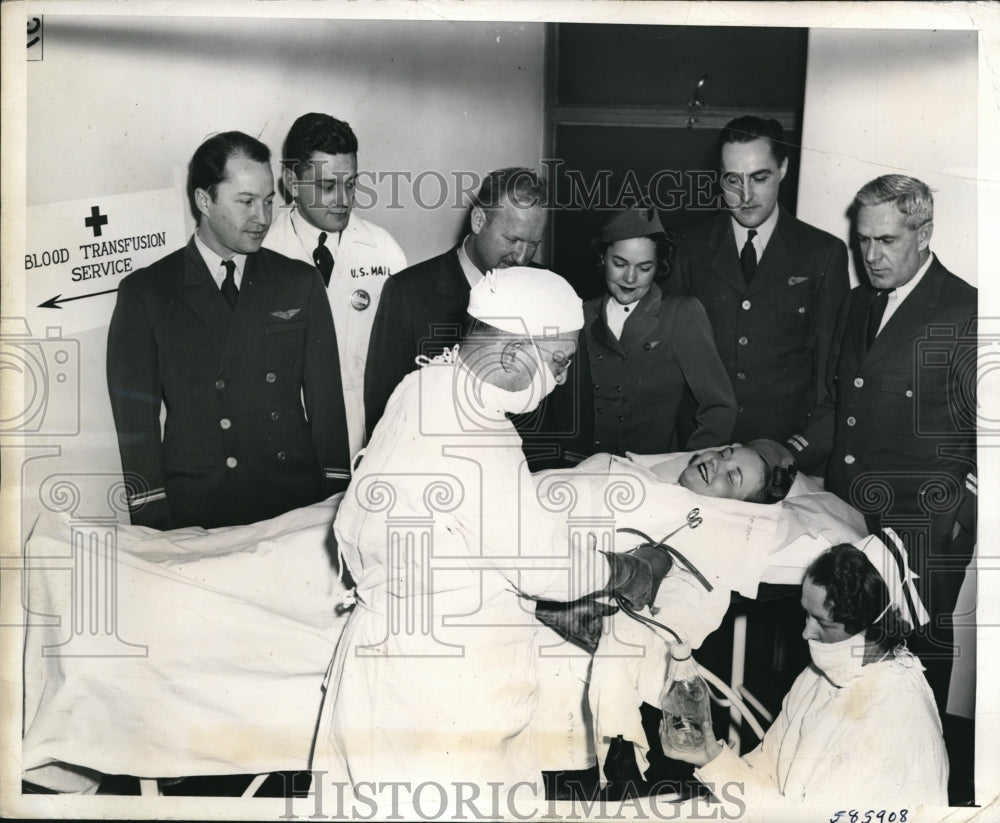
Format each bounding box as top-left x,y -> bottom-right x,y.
270,308 -> 301,320
787,276 -> 809,286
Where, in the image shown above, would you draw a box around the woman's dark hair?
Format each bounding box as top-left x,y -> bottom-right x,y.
593,232 -> 676,283
805,543 -> 910,649
747,463 -> 797,504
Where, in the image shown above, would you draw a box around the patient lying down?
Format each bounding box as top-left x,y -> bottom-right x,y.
676,441 -> 796,503
535,438 -> 799,653
529,439 -> 866,789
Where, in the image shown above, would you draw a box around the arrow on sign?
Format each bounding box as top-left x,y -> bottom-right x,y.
38,288 -> 118,309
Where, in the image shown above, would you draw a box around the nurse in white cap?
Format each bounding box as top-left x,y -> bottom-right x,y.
665,532 -> 948,809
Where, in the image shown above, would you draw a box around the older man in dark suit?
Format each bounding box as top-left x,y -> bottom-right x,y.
363,167 -> 548,438
107,131 -> 350,530
787,175 -> 977,716
666,116 -> 850,444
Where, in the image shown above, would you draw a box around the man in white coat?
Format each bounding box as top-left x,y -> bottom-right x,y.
312,268 -> 670,816
264,113 -> 407,457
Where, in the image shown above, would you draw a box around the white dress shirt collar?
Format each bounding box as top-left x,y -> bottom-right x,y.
291,206 -> 341,255
731,204 -> 780,260
458,235 -> 486,288
877,252 -> 935,335
194,230 -> 246,290
604,297 -> 635,340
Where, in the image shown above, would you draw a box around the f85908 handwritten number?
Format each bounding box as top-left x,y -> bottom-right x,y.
830,810 -> 908,823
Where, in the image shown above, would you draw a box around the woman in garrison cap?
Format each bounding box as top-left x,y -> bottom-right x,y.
581,205 -> 737,456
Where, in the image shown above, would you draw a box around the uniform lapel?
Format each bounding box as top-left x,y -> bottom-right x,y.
747,208 -> 794,296
618,284 -> 662,350
177,238 -> 234,341
589,295 -> 625,355
708,214 -> 748,294
428,247 -> 471,318
862,259 -> 942,367
220,251 -> 281,369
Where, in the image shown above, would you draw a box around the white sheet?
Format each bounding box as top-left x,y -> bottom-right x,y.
21,496 -> 348,791
21,452 -> 866,792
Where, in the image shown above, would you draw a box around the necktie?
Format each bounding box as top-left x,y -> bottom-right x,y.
740,229 -> 758,284
313,232 -> 334,287
866,288 -> 894,349
221,259 -> 239,311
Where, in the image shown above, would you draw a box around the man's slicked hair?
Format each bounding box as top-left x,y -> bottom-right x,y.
187,131 -> 270,223
718,115 -> 789,166
851,174 -> 934,230
472,167 -> 549,214
281,112 -> 359,178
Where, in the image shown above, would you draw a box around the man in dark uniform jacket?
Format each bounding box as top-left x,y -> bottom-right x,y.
363,167 -> 550,437
107,131 -> 351,530
787,174 -> 977,716
666,116 -> 850,443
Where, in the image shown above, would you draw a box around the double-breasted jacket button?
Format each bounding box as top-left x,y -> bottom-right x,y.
277,451 -> 287,461
226,456 -> 238,469
215,379 -> 226,390
844,454 -> 856,465
219,418 -> 232,430
737,372 -> 746,381
905,389 -> 914,398
741,300 -> 751,310
846,416 -> 856,427
798,307 -> 806,314
265,372 -> 277,383
270,411 -> 280,421
738,336 -> 749,346
854,377 -> 864,388
644,342 -> 653,351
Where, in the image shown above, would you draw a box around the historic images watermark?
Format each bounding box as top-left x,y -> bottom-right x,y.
278,775 -> 749,820
287,161 -> 728,214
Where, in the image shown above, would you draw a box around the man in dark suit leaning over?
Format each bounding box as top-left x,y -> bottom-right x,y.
364,167 -> 548,438
666,116 -> 850,443
786,174 -> 978,715
107,131 -> 351,530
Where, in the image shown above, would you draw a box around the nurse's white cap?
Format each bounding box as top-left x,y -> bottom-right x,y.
468,266 -> 584,336
855,528 -> 930,629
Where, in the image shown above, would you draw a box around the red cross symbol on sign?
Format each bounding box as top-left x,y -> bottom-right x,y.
84,205 -> 108,237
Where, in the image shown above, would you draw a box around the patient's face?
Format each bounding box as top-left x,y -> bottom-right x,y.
678,446 -> 767,501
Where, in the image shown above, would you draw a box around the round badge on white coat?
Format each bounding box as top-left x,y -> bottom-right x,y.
351,289 -> 371,311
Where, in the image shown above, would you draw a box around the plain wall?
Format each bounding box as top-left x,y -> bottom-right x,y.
27,16 -> 547,264
797,28 -> 978,287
